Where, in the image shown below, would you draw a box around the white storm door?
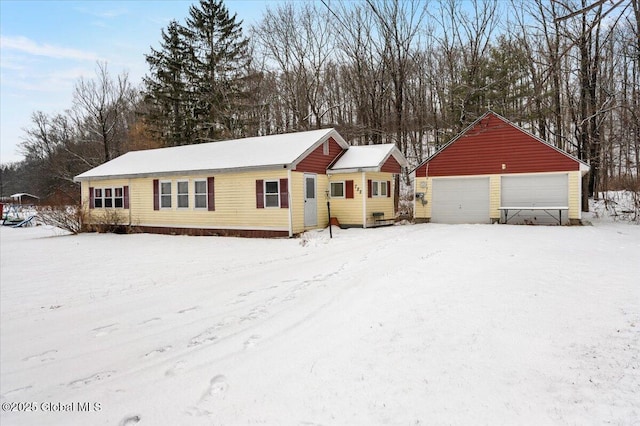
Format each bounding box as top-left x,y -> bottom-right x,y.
304,174 -> 317,227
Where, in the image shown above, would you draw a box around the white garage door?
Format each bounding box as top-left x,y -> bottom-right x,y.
431,177 -> 490,224
501,173 -> 569,224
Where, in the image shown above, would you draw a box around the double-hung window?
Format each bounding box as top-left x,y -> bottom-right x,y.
160,181 -> 172,208
114,187 -> 124,208
330,181 -> 345,198
264,180 -> 280,207
94,188 -> 103,208
177,181 -> 189,208
194,180 -> 207,209
104,188 -> 113,207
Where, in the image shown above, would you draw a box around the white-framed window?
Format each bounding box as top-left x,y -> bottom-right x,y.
194,179 -> 207,209
160,181 -> 172,208
114,187 -> 124,208
94,188 -> 103,208
177,180 -> 189,208
372,180 -> 388,197
93,187 -> 125,208
323,140 -> 329,155
264,180 -> 280,207
330,181 -> 345,198
104,188 -> 114,207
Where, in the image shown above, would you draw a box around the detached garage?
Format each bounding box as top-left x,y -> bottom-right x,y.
413,111 -> 590,225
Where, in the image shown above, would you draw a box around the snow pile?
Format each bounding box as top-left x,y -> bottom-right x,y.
1,223 -> 639,425
588,190 -> 640,223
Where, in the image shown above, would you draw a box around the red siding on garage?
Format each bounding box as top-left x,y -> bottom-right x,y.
296,137 -> 345,174
381,155 -> 402,173
415,113 -> 581,177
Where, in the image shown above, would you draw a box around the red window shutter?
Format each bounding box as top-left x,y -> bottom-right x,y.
279,178 -> 289,208
207,177 -> 215,211
387,181 -> 391,198
89,187 -> 95,209
256,179 -> 264,208
123,186 -> 130,209
153,179 -> 159,211
346,180 -> 354,199
367,179 -> 372,198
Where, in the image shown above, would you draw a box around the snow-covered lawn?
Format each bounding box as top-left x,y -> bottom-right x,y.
1,220 -> 639,425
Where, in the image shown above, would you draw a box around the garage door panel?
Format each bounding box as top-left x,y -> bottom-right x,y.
432,178 -> 490,224
501,174 -> 568,224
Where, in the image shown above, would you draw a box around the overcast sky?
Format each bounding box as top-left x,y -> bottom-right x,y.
0,0 -> 271,164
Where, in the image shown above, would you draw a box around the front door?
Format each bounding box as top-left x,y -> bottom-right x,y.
304,174 -> 317,227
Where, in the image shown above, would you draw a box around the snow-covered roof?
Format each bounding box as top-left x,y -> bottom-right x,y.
329,144 -> 407,173
75,128 -> 348,181
10,193 -> 39,199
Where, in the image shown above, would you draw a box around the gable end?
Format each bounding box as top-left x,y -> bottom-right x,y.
295,137 -> 345,174
415,113 -> 582,177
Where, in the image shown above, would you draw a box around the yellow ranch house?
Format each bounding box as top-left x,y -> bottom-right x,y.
74,129 -> 407,237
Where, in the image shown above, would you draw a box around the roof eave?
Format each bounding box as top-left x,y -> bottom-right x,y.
328,167 -> 380,174
74,164 -> 291,182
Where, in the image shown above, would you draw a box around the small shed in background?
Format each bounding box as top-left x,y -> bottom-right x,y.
10,193 -> 40,205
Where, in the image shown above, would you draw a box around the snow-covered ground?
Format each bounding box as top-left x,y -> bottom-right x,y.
1,215 -> 639,425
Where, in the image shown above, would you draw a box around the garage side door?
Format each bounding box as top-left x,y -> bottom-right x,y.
431,177 -> 490,224
501,173 -> 568,224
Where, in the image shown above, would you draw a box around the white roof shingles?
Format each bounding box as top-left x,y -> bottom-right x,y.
75,128 -> 347,181
329,144 -> 407,173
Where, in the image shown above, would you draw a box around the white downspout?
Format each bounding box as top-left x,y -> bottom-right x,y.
362,171 -> 367,228
288,169 -> 293,237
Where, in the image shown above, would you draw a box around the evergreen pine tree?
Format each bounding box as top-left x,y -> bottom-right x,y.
143,20 -> 195,146
143,1 -> 250,146
183,0 -> 250,141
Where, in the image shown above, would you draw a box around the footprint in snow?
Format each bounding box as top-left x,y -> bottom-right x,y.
243,335 -> 261,349
165,360 -> 186,377
239,305 -> 268,323
3,385 -> 33,397
144,345 -> 172,358
119,415 -> 141,425
92,323 -> 118,337
140,317 -> 161,325
22,349 -> 57,362
188,328 -> 218,347
200,375 -> 228,402
68,370 -> 115,387
185,375 -> 228,416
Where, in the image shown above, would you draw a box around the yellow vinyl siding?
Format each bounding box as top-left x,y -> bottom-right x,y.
413,176 -> 430,219
84,170 -> 291,231
329,172 -> 396,227
364,172 -> 395,226
290,172 -> 304,234
489,175 -> 501,221
316,174 -> 330,229
328,173 -> 364,226
568,171 -> 581,219
82,178 -> 131,224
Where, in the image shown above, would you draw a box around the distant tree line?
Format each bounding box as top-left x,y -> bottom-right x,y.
2,0 -> 638,211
